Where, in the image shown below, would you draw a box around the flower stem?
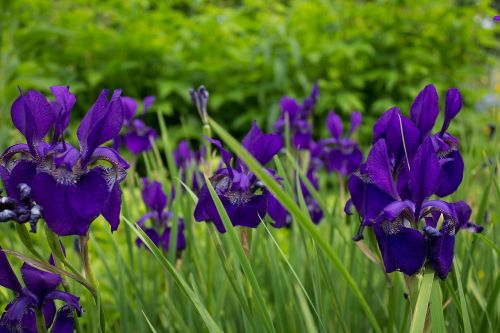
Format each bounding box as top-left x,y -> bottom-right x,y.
81,234 -> 106,333
35,308 -> 48,333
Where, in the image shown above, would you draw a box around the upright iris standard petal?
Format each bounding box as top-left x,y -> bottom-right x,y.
142,96 -> 155,114
435,150 -> 464,197
241,121 -> 283,166
440,88 -> 462,134
50,305 -> 76,333
409,138 -> 441,213
410,84 -> 440,136
121,96 -> 138,121
349,111 -> 362,135
373,107 -> 420,166
0,247 -> 22,293
279,97 -> 300,121
366,140 -> 399,199
326,112 -> 343,139
11,89 -> 55,153
50,86 -> 75,143
31,170 -> 109,236
77,89 -> 124,164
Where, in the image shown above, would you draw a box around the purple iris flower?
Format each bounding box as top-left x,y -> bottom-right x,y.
113,96 -> 157,155
320,111 -> 363,177
372,85 -> 464,197
0,87 -> 129,236
274,83 -> 319,150
173,140 -> 204,193
347,85 -> 481,279
194,121 -> 286,232
136,179 -> 186,252
0,247 -> 81,333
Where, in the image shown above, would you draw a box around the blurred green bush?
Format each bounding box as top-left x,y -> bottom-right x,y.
0,0 -> 498,146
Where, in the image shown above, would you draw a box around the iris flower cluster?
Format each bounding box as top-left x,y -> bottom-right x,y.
113,96 -> 157,155
194,122 -> 287,232
136,179 -> 186,252
0,247 -> 81,333
0,86 -> 129,236
347,84 -> 482,278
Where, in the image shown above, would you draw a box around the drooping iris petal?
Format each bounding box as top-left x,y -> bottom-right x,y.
1,294 -> 37,323
374,226 -> 427,275
348,170 -> 394,222
265,191 -> 288,228
366,140 -> 399,199
409,138 -> 441,214
20,264 -> 61,301
161,221 -> 187,252
410,84 -> 439,136
0,143 -> 31,164
121,96 -> 138,121
241,121 -> 282,166
44,291 -> 81,314
77,89 -> 124,164
349,111 -> 362,135
50,86 -> 75,143
11,89 -> 55,152
102,184 -> 122,232
428,229 -> 455,279
43,301 -> 56,330
325,147 -> 363,176
142,179 -> 167,213
2,160 -> 37,201
31,170 -> 108,236
123,127 -> 157,155
440,88 -> 462,134
374,200 -> 416,225
435,150 -> 464,197
222,193 -> 267,229
50,305 -> 76,333
326,111 -> 343,139
0,247 -> 22,293
136,228 -> 161,248
373,107 -> 420,167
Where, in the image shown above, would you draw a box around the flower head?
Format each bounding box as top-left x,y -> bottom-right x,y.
347,85 -> 480,279
189,86 -> 209,124
319,111 -> 363,176
0,247 -> 81,332
113,96 -> 157,155
0,87 -> 129,236
194,121 -> 286,232
173,140 -> 204,193
136,179 -> 186,253
274,83 -> 319,150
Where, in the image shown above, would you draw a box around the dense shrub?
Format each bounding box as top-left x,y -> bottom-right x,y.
0,0 -> 498,146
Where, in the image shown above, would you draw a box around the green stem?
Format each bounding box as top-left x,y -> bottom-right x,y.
35,308 -> 48,333
81,234 -> 105,333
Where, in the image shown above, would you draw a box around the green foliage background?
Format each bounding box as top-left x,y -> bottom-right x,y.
0,0 -> 498,146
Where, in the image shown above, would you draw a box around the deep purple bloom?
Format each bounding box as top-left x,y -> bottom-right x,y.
0,87 -> 129,236
113,96 -> 157,155
173,140 -> 204,193
194,121 -> 286,232
347,85 -> 480,279
274,83 -> 319,150
0,247 -> 81,333
136,179 -> 186,252
319,111 -> 363,176
189,86 -> 209,124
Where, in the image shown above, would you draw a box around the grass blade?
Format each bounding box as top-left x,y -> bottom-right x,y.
209,117 -> 382,333
409,269 -> 434,333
